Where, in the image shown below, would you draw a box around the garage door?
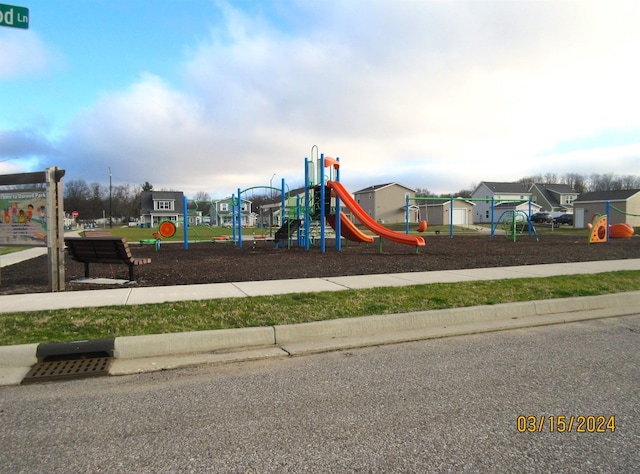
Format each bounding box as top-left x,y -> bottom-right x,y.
453,209 -> 467,225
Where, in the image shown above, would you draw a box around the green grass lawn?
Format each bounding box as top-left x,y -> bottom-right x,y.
1,270 -> 638,346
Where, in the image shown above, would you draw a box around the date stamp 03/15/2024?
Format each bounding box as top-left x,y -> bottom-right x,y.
517,415 -> 616,433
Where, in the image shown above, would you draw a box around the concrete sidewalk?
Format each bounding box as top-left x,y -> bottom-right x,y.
1,250 -> 639,386
1,258 -> 640,313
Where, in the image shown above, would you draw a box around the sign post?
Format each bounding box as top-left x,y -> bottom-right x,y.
0,3 -> 29,29
0,168 -> 66,291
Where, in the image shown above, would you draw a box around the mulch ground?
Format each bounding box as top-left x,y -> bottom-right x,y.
1,233 -> 639,295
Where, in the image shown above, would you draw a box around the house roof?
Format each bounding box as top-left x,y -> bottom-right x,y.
494,201 -> 538,209
354,182 -> 416,193
145,191 -> 184,199
573,189 -> 640,203
530,183 -> 576,209
534,183 -> 577,194
474,182 -> 530,194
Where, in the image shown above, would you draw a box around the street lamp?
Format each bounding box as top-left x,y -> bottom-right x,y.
269,173 -> 276,198
109,167 -> 112,228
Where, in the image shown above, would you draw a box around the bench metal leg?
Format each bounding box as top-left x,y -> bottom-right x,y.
129,266 -> 134,281
84,262 -> 90,278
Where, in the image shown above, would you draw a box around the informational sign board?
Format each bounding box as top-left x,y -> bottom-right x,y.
0,3 -> 29,29
0,189 -> 48,245
0,168 -> 66,291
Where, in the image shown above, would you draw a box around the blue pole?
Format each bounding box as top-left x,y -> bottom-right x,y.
320,153 -> 325,253
296,194 -> 301,247
490,196 -> 495,241
280,178 -> 286,248
335,157 -> 341,251
449,196 -> 454,238
232,194 -> 237,246
405,195 -> 409,235
237,188 -> 243,248
183,195 -> 189,250
304,157 -> 311,250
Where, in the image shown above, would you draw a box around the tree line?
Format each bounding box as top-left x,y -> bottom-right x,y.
416,172 -> 640,198
64,172 -> 640,221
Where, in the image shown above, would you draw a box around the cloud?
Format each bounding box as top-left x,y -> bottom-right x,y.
46,0 -> 640,196
0,128 -> 57,158
0,30 -> 60,79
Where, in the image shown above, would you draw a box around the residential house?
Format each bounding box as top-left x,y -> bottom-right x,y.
211,196 -> 252,227
471,182 -> 532,223
265,187 -> 308,227
353,183 -> 418,224
572,189 -> 640,228
418,198 -> 475,226
140,191 -> 184,227
186,200 -> 214,226
529,183 -> 578,215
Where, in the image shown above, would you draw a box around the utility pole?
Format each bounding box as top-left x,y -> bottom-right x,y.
109,166 -> 112,228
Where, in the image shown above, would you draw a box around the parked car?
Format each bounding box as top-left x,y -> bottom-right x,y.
530,212 -> 553,223
555,213 -> 574,225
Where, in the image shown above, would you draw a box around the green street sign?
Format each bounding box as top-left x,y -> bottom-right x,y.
0,3 -> 29,29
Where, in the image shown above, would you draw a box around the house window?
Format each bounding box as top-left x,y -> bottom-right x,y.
220,203 -> 229,212
155,200 -> 174,211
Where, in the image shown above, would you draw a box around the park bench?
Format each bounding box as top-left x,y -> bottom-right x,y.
83,229 -> 112,238
64,237 -> 151,281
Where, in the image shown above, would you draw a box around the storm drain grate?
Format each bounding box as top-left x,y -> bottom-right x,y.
22,357 -> 113,384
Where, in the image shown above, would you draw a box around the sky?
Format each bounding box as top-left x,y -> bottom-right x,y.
1,0 -> 640,199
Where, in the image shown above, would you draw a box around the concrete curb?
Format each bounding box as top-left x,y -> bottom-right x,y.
1,291 -> 638,385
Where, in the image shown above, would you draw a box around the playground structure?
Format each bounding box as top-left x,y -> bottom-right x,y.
138,149 -> 636,252
588,201 -> 636,243
303,152 -> 425,252
493,210 -> 539,242
232,150 -> 426,252
407,195 -> 538,242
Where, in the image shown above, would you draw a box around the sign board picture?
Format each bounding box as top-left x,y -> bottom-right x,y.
0,190 -> 48,245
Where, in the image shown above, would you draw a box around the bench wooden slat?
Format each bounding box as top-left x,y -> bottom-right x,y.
83,230 -> 112,238
64,237 -> 151,281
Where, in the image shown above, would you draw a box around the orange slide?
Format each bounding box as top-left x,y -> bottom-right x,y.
327,180 -> 425,247
327,212 -> 375,243
610,223 -> 635,238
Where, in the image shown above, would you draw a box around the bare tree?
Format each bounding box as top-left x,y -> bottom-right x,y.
589,173 -> 616,192
193,191 -> 211,202
560,173 -> 587,193
415,187 -> 435,197
619,174 -> 640,190
518,175 -> 542,187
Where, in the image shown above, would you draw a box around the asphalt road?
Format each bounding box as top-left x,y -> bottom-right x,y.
1,315 -> 638,473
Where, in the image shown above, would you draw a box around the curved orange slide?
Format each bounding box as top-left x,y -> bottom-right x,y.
327,180 -> 425,247
327,212 -> 375,243
610,223 -> 634,238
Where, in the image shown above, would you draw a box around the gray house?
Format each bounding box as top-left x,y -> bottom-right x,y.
529,183 -> 578,214
140,191 -> 184,227
353,183 -> 418,224
572,189 -> 640,228
471,182 -> 531,223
